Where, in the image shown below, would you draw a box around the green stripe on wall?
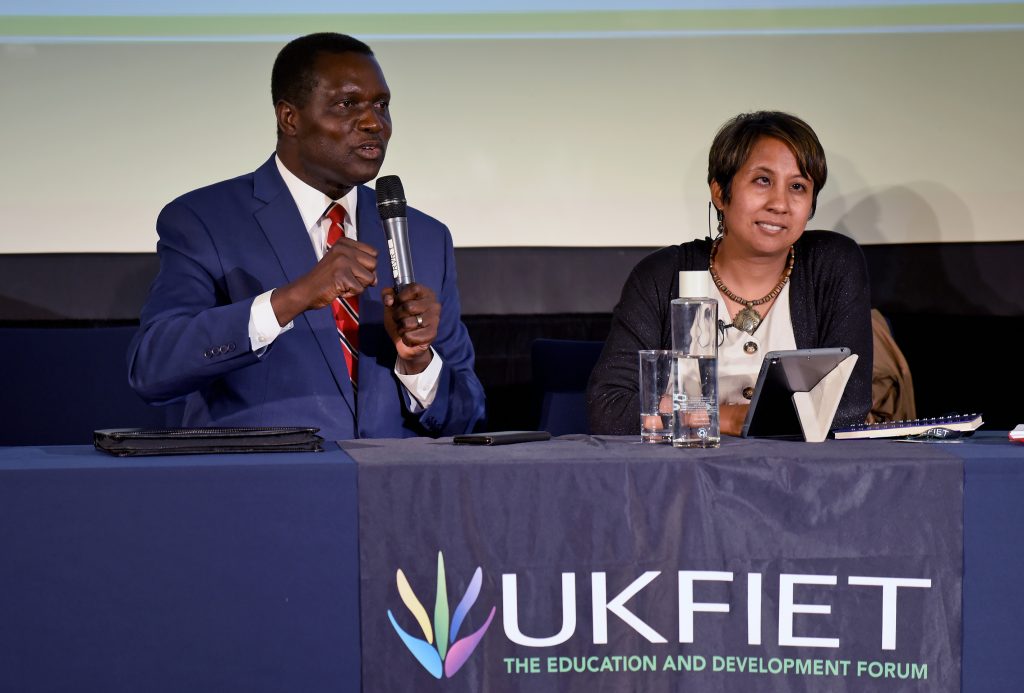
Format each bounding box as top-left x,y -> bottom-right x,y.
2,5 -> 1024,39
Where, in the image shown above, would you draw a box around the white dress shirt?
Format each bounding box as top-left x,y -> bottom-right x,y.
246,156 -> 442,410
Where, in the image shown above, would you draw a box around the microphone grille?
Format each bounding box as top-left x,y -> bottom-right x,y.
375,175 -> 406,219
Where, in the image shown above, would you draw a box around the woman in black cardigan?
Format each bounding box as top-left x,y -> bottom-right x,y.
587,111 -> 872,436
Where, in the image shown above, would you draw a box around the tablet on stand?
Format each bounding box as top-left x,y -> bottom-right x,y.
740,347 -> 858,442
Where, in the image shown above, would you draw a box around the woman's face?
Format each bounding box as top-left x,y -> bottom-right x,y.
711,136 -> 814,259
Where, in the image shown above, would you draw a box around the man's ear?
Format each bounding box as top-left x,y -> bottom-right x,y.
276,100 -> 299,137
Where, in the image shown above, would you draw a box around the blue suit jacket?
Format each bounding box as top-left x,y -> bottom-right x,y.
128,156 -> 485,441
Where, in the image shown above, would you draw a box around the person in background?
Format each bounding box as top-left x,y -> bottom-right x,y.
587,111 -> 871,436
128,32 -> 485,440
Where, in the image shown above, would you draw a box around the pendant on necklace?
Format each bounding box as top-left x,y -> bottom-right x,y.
733,305 -> 762,335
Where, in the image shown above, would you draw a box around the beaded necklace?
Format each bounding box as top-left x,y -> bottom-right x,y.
708,236 -> 794,335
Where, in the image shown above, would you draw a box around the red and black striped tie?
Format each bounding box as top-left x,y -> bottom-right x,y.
325,203 -> 359,390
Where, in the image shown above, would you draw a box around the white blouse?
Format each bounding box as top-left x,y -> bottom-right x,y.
716,282 -> 797,405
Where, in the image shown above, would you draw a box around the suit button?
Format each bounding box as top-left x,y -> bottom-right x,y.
744,341 -> 758,354
742,386 -> 755,400
203,350 -> 211,358
228,342 -> 236,352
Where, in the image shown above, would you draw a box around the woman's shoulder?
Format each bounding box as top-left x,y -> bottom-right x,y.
797,229 -> 862,255
794,230 -> 869,292
795,230 -> 867,270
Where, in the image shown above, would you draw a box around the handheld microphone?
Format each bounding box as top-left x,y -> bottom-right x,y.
375,175 -> 415,292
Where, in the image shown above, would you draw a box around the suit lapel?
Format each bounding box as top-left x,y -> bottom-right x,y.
355,185 -> 388,411
252,156 -> 357,417
356,184 -> 389,288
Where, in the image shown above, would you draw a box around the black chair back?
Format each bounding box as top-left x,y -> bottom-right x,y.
531,338 -> 604,435
0,326 -> 181,446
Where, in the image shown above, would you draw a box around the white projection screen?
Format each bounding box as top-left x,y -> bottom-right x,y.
1,1 -> 1022,252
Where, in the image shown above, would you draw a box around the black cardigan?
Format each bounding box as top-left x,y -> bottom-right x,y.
586,230 -> 873,434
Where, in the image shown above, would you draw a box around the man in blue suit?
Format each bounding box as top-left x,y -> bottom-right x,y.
128,33 -> 485,441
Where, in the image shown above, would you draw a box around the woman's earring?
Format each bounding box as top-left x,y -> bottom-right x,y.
716,208 -> 725,237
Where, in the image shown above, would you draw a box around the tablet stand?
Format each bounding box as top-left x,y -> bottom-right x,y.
791,354 -> 859,442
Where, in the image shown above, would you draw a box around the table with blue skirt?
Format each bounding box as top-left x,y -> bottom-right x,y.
0,432 -> 1020,692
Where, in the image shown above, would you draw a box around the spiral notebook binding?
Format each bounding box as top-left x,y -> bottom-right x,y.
832,413 -> 983,440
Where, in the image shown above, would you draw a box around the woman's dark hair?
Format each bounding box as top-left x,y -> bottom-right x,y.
708,111 -> 827,215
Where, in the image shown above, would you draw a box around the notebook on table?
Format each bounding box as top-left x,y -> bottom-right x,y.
833,414 -> 983,440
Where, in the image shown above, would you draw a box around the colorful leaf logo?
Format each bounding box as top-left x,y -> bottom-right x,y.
387,551 -> 496,678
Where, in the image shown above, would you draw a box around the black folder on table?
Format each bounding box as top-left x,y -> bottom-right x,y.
94,427 -> 323,456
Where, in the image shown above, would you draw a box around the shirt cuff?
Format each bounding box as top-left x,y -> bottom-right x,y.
395,348 -> 443,412
249,289 -> 293,354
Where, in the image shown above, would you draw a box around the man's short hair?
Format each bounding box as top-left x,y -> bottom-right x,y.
271,32 -> 374,108
708,111 -> 828,216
